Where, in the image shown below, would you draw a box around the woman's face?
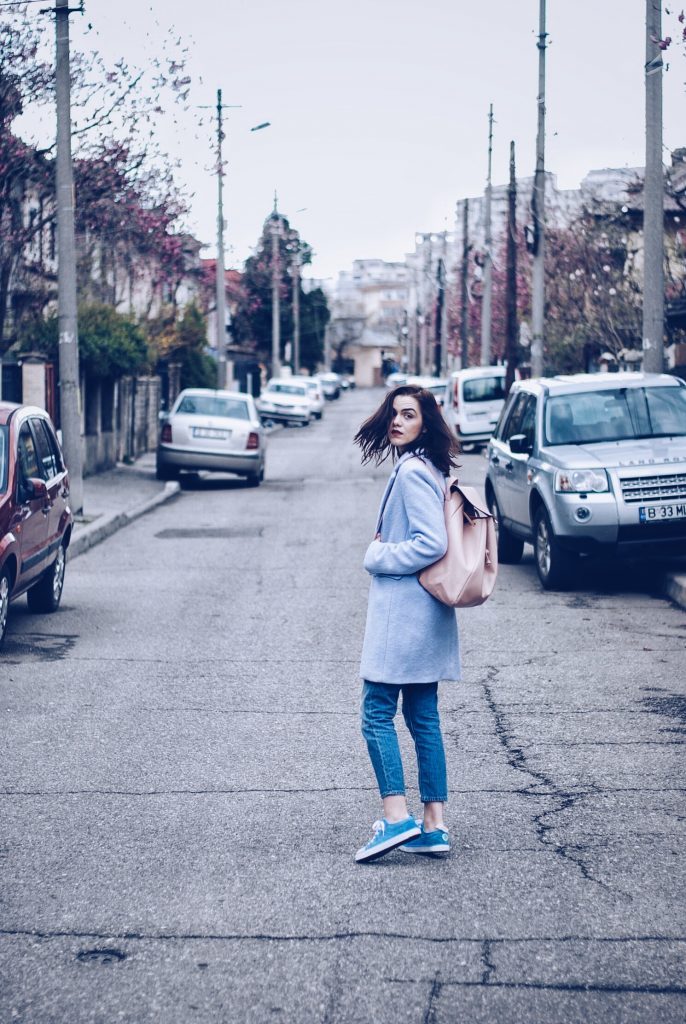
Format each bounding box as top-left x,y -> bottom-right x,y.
388,394 -> 423,448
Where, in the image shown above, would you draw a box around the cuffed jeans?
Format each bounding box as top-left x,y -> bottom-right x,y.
361,680 -> 448,803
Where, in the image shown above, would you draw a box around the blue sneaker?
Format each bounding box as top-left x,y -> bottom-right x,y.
399,823 -> 450,855
355,817 -> 421,863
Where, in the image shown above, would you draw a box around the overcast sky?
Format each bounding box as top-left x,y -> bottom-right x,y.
19,0 -> 686,283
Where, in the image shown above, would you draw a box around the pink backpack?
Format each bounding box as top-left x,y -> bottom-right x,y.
419,474 -> 498,608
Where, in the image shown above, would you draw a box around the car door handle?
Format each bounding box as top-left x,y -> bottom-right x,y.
504,461 -> 513,471
491,454 -> 500,465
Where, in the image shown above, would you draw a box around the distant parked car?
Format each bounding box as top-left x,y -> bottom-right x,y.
406,376 -> 448,406
485,372 -> 686,589
157,388 -> 266,486
291,376 -> 325,419
385,371 -> 408,389
443,366 -> 507,449
256,379 -> 314,425
0,402 -> 73,649
316,372 -> 342,400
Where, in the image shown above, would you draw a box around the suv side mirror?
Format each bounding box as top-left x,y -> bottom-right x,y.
509,433 -> 532,455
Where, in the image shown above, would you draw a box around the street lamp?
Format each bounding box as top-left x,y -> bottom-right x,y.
208,96 -> 271,388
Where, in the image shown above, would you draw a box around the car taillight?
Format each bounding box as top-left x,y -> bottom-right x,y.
453,383 -> 459,408
246,432 -> 259,450
161,423 -> 172,443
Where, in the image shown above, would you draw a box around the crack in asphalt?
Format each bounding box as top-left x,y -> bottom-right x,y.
481,672 -> 613,891
1,785 -> 684,799
383,975 -> 686,996
422,970 -> 442,1024
2,927 -> 682,944
0,786 -> 378,797
480,939 -> 497,985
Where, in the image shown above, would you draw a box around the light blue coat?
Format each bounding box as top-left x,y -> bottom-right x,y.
360,451 -> 461,684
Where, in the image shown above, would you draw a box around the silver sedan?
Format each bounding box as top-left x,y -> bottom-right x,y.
156,389 -> 266,486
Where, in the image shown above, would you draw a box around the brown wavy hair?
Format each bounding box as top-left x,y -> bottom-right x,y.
354,385 -> 460,476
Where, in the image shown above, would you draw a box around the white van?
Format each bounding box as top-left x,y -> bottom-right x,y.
443,366 -> 507,447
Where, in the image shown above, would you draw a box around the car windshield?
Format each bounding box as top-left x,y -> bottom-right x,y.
545,385 -> 686,445
0,426 -> 7,494
267,383 -> 307,396
176,395 -> 250,420
463,377 -> 505,402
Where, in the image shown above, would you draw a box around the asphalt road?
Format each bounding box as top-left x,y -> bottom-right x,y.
1,389 -> 685,1023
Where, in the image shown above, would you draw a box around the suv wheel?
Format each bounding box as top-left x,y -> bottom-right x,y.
533,507 -> 576,590
27,543 -> 66,613
0,567 -> 10,648
489,495 -> 524,564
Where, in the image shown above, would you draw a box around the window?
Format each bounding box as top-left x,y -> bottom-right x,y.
0,426 -> 8,494
544,386 -> 686,445
463,376 -> 506,403
644,386 -> 686,437
517,396 -> 537,450
499,393 -> 528,442
176,395 -> 250,420
17,424 -> 41,486
266,383 -> 307,398
32,418 -> 63,479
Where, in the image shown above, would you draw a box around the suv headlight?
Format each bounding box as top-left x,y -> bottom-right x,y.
555,469 -> 609,493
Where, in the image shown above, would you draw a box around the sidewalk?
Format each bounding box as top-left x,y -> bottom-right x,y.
69,452 -> 179,560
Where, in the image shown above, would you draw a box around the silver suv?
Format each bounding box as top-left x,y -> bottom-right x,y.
485,372 -> 686,588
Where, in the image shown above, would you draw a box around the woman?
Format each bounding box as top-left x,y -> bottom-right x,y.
353,384 -> 461,863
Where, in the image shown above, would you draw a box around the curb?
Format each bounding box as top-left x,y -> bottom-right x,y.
68,481 -> 180,561
662,571 -> 686,612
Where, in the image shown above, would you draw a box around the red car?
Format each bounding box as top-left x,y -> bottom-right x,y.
0,403 -> 73,648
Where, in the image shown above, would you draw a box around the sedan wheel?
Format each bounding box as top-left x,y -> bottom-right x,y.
27,543 -> 67,613
533,507 -> 576,590
0,568 -> 10,648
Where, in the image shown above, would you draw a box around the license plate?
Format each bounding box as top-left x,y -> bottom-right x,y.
639,503 -> 686,522
193,427 -> 230,440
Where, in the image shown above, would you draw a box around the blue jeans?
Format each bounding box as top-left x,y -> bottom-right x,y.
361,681 -> 448,803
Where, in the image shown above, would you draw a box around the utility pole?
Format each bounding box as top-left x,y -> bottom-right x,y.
480,103 -> 494,367
292,240 -> 301,374
215,89 -> 227,388
643,0 -> 665,372
460,200 -> 470,368
530,0 -> 548,379
54,0 -> 83,514
270,195 -> 281,378
434,246 -> 445,378
505,142 -> 519,394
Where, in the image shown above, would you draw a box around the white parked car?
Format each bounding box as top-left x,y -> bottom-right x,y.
406,376 -> 448,407
256,379 -> 313,425
291,376 -> 325,419
156,388 -> 266,486
443,366 -> 507,448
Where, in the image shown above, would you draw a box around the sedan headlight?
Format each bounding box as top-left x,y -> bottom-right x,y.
555,469 -> 609,493
259,401 -> 275,411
